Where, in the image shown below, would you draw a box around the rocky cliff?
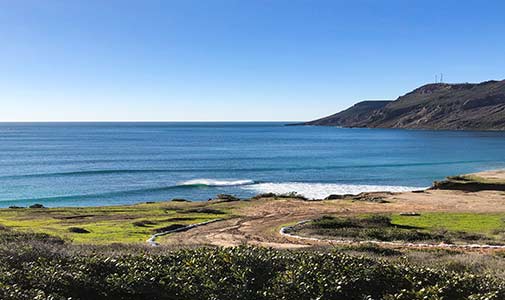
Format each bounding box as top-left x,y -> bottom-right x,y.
304,80 -> 505,130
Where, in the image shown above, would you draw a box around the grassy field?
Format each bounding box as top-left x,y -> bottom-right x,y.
0,200 -> 237,244
291,212 -> 505,244
392,212 -> 505,237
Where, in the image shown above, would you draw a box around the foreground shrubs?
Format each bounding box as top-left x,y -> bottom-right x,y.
0,230 -> 504,299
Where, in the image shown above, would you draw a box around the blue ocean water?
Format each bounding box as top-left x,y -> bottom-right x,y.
0,122 -> 504,207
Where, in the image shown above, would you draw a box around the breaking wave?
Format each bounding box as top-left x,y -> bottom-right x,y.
242,182 -> 425,199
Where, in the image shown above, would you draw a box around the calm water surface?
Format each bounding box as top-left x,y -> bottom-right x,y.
1,122 -> 504,207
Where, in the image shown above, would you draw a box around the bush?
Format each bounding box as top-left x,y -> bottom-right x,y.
8,206 -> 24,209
153,224 -> 186,233
252,192 -> 308,200
182,208 -> 226,214
68,227 -> 90,234
298,215 -> 496,244
171,198 -> 190,202
0,229 -> 504,300
132,220 -> 157,227
28,203 -> 45,209
251,193 -> 277,199
216,194 -> 240,202
277,192 -> 308,200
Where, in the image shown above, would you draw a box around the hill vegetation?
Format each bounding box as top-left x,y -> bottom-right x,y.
1,228 -> 504,300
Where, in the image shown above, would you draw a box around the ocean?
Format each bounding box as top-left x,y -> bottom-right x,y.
1,122 -> 504,207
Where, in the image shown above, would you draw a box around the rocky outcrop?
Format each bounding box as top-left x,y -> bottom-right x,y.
303,80 -> 505,130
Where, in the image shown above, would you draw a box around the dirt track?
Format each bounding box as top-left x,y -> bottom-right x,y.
160,189 -> 505,248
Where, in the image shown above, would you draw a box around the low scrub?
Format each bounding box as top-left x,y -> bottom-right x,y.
294,215 -> 500,244
132,220 -> 157,227
252,192 -> 308,200
67,227 -> 90,234
182,208 -> 226,214
0,229 -> 503,300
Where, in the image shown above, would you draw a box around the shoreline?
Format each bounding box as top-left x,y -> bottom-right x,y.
4,167 -> 501,209
0,169 -> 504,248
1,170 -> 503,210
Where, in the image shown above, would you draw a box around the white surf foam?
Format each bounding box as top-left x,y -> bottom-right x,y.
242,182 -> 425,199
180,179 -> 255,187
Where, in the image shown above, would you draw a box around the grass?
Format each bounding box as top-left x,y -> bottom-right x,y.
292,213 -> 505,244
435,173 -> 505,191
391,212 -> 505,236
450,174 -> 505,185
0,200 -> 235,244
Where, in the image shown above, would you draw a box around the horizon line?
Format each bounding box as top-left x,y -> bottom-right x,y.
0,120 -> 303,123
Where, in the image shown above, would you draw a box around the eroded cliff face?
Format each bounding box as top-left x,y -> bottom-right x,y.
305,80 -> 505,130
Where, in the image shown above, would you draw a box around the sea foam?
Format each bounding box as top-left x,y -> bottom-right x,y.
242,182 -> 424,199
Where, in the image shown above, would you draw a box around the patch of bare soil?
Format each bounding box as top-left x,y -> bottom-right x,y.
160,189 -> 505,249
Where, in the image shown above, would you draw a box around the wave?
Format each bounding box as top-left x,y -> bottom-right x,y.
242,182 -> 425,200
179,179 -> 255,187
0,169 -> 173,179
1,186 -> 191,204
0,159 -> 493,180
0,178 -> 256,204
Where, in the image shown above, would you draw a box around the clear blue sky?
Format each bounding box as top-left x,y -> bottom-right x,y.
1,0 -> 504,121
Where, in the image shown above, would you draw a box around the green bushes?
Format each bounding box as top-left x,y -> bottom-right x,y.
297,215 -> 501,244
0,229 -> 504,300
68,227 -> 90,233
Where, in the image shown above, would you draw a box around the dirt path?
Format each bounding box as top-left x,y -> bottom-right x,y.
159,189 -> 505,249
147,218 -> 223,246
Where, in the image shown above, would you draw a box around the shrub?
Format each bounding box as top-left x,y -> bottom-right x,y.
28,203 -> 45,209
182,208 -> 226,214
171,198 -> 190,202
153,224 -> 186,233
0,229 -> 504,300
8,206 -> 24,209
251,193 -> 277,199
132,220 -> 157,227
216,194 -> 240,202
297,215 -> 497,244
68,227 -> 90,234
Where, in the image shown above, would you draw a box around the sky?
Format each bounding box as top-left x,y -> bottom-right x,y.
1,0 -> 504,122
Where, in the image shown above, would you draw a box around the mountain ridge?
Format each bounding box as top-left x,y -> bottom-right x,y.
302,79 -> 505,130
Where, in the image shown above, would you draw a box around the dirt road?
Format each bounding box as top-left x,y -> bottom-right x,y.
159,189 -> 505,248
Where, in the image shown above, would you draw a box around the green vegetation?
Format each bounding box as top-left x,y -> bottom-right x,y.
292,213 -> 505,244
0,201 -> 234,244
433,173 -> 505,191
0,228 -> 504,300
392,212 -> 505,237
251,192 -> 308,200
448,174 -> 505,185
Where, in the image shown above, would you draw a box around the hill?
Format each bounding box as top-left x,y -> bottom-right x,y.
303,80 -> 505,130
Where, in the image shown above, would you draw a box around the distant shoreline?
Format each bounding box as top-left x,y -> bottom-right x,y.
4,169 -> 505,209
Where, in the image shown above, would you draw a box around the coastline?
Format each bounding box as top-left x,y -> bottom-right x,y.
0,169 -> 504,248
3,122 -> 505,208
